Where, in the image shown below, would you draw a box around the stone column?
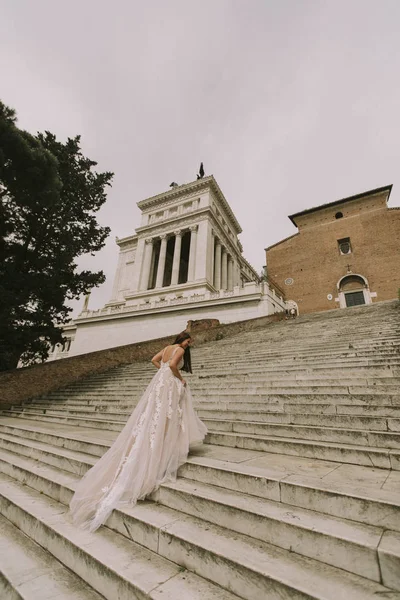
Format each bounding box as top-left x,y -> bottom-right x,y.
194,219 -> 209,282
155,234 -> 168,288
235,261 -> 241,287
130,238 -> 145,293
139,238 -> 153,291
171,230 -> 182,286
110,252 -> 125,300
187,225 -> 198,282
221,247 -> 228,290
227,256 -> 234,291
208,229 -> 215,287
214,240 -> 221,290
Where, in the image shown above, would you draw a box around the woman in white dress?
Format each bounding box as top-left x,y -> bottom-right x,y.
69,331 -> 207,532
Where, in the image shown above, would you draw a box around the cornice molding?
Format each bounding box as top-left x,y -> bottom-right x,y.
136,211 -> 209,240
116,234 -> 138,249
137,176 -> 242,234
75,291 -> 264,325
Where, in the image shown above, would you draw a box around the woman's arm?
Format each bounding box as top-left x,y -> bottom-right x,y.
151,349 -> 164,370
169,347 -> 186,385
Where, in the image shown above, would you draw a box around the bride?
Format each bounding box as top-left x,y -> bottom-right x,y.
69,331 -> 207,532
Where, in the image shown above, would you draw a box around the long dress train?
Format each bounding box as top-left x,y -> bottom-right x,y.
69,347 -> 207,532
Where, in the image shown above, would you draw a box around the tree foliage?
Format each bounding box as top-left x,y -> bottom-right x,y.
0,101 -> 113,371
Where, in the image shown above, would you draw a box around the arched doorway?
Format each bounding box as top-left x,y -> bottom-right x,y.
337,274 -> 372,308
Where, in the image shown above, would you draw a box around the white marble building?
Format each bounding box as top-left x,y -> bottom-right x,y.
49,176 -> 285,359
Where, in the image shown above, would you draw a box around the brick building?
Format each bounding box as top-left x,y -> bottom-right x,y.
265,185 -> 400,314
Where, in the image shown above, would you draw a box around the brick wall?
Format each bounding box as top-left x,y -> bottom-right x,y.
266,191 -> 400,314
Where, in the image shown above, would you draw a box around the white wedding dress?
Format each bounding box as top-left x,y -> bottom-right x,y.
69,346 -> 207,532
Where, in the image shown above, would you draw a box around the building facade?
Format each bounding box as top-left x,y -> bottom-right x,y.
266,185 -> 400,315
49,176 -> 285,359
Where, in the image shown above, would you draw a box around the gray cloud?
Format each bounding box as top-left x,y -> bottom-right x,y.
1,0 -> 399,314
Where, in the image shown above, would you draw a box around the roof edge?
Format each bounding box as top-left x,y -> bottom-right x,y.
265,232 -> 299,252
288,184 -> 393,226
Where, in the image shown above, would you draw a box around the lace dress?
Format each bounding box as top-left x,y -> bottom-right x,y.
69,347 -> 207,532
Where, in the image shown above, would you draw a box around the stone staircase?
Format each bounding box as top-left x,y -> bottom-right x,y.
1,300 -> 400,599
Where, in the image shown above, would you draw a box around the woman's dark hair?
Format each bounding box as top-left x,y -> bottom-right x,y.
173,331 -> 192,373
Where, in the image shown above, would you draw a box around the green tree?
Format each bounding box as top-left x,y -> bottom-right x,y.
0,101 -> 113,371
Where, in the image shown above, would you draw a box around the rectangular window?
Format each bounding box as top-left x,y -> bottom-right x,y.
345,291 -> 365,307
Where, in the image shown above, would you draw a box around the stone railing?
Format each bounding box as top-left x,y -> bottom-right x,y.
78,282 -> 284,320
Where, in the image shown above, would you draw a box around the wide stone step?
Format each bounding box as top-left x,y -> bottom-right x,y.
0,445 -> 394,584
200,404 -> 400,417
1,417 -> 399,530
0,455 -> 398,599
72,365 -> 400,382
0,432 -> 96,477
0,473 -> 237,600
195,393 -> 400,403
65,353 -> 400,380
0,514 -> 105,600
31,394 -> 400,412
206,430 -> 400,470
180,454 -> 400,532
0,410 -> 126,432
59,366 -> 400,391
0,420 -> 111,458
0,417 -> 399,527
21,402 -> 400,420
204,419 -> 400,448
52,378 -> 400,394
195,399 -> 400,413
10,406 -> 400,434
198,410 -> 400,430
153,477 -> 390,582
200,352 -> 400,367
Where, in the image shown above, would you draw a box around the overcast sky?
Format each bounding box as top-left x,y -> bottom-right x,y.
2,0 -> 399,315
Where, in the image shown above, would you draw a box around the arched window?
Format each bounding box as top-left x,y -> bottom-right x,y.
335,212 -> 343,219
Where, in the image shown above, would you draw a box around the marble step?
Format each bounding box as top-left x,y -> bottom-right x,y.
38,388 -> 400,400
203,419 -> 400,448
153,477 -> 393,582
196,352 -> 400,366
180,454 -> 400,531
198,411 -> 400,430
0,513 -> 105,600
0,420 -> 110,458
29,394 -> 400,410
9,407 -> 400,436
76,357 -> 400,379
0,474 -> 238,600
5,405 -> 400,436
59,368 -> 400,393
20,405 -> 400,429
0,410 -> 126,432
206,430 -> 400,470
67,354 -> 400,377
1,414 -> 399,471
53,378 -> 400,392
1,421 -> 399,532
0,447 -> 396,584
195,393 -> 400,403
26,401 -> 400,418
0,456 -> 398,599
72,365 -> 400,380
